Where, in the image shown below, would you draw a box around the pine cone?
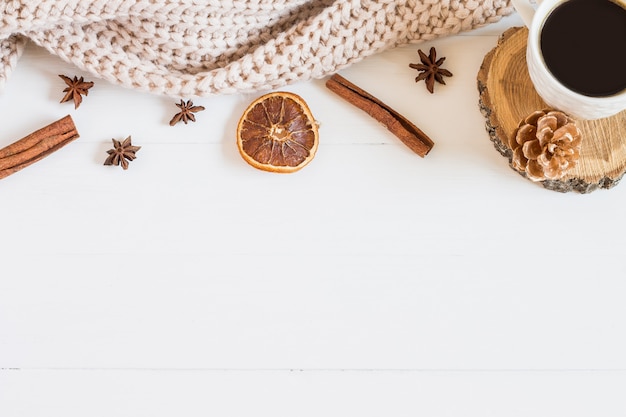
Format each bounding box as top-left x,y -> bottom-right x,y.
510,110 -> 582,182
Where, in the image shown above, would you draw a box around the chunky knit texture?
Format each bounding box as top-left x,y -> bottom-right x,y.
0,0 -> 513,97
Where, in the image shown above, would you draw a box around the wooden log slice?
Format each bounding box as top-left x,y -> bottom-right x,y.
477,26 -> 626,193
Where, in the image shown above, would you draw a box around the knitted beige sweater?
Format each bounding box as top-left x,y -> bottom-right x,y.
0,0 -> 513,97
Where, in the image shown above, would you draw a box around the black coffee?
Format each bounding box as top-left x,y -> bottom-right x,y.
540,0 -> 626,97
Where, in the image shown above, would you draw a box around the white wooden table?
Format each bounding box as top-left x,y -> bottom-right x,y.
2,14 -> 626,416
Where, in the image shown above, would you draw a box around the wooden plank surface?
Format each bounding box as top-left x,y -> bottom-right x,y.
1,14 -> 626,416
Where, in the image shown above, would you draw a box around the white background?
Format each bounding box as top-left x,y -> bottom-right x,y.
2,13 -> 626,416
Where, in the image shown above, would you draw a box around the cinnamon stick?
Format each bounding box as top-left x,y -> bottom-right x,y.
0,115 -> 80,179
325,74 -> 434,157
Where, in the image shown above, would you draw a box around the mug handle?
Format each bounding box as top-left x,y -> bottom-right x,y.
510,0 -> 542,27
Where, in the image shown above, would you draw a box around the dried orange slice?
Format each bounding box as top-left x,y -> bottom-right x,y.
237,91 -> 319,173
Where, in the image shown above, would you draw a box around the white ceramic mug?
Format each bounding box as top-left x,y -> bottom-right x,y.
511,0 -> 626,120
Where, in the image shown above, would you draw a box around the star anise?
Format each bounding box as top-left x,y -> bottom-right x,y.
169,99 -> 206,126
59,74 -> 94,109
409,47 -> 453,94
104,136 -> 141,170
